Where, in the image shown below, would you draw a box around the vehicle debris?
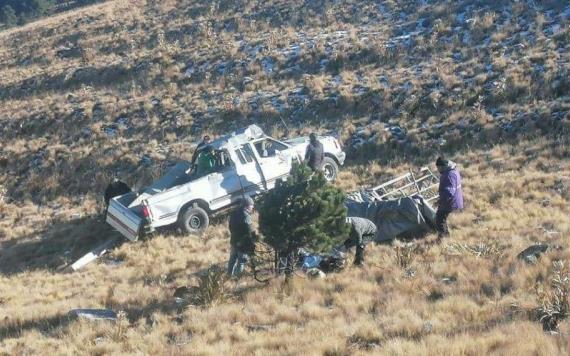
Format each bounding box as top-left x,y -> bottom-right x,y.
69,237 -> 120,271
69,308 -> 118,321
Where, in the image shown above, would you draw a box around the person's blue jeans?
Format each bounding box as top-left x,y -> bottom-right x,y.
227,246 -> 249,277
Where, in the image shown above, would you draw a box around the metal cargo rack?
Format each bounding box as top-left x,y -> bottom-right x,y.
363,167 -> 440,203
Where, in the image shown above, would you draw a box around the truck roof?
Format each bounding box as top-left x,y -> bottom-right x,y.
208,124 -> 267,151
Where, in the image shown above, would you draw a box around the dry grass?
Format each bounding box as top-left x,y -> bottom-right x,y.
0,0 -> 569,354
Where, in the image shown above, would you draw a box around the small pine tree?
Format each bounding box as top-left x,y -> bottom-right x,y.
0,5 -> 18,27
259,163 -> 349,273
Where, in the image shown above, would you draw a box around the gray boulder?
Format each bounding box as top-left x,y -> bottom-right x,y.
517,244 -> 550,264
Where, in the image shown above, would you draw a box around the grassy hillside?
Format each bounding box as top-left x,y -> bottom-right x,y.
0,0 -> 569,354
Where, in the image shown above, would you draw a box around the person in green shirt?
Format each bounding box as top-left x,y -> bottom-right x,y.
196,145 -> 216,176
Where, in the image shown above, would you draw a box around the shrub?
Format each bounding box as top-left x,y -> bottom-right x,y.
393,241 -> 417,270
197,265 -> 229,306
259,163 -> 349,274
537,261 -> 570,331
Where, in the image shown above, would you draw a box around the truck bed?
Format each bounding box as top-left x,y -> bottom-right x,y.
106,192 -> 144,241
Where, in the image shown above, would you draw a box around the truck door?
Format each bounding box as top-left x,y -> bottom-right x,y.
233,143 -> 265,196
252,138 -> 292,189
207,149 -> 243,210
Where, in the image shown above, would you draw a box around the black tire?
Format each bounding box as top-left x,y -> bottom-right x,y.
322,156 -> 339,182
179,206 -> 209,236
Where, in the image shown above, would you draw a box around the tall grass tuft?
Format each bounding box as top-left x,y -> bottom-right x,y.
537,261 -> 570,332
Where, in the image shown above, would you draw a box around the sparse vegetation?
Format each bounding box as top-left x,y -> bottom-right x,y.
537,261 -> 570,332
195,265 -> 229,307
393,241 -> 417,270
0,0 -> 569,354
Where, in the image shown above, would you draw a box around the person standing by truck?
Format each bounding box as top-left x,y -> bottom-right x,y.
227,197 -> 257,277
191,135 -> 212,166
196,145 -> 216,176
305,133 -> 325,172
435,156 -> 464,241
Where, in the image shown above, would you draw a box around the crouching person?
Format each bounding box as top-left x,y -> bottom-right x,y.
227,197 -> 256,277
343,217 -> 377,266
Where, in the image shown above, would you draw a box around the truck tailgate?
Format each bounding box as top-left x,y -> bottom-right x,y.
106,197 -> 143,241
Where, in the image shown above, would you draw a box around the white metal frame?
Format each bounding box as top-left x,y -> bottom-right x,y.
368,167 -> 439,203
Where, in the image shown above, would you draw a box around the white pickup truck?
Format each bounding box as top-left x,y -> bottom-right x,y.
106,125 -> 346,241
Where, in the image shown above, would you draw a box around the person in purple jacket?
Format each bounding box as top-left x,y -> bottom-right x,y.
435,156 -> 464,240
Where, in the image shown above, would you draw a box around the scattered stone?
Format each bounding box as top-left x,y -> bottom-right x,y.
385,125 -> 406,140
422,321 -> 434,333
30,149 -> 47,169
116,117 -> 129,128
441,275 -> 457,285
167,331 -> 193,346
57,45 -> 83,59
403,267 -> 416,278
427,290 -> 445,301
64,66 -> 98,83
306,268 -> 326,279
184,63 -> 195,78
261,57 -> 274,74
173,286 -> 190,299
69,309 -> 117,321
517,244 -> 550,264
247,324 -> 272,332
102,124 -> 118,138
156,144 -> 171,155
100,255 -> 124,267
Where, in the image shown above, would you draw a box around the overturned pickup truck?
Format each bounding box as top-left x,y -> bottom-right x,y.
106,125 -> 346,241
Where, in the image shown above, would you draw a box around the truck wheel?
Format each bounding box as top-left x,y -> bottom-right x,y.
179,206 -> 209,236
322,157 -> 339,182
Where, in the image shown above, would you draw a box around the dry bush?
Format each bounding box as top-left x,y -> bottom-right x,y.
196,265 -> 229,307
393,241 -> 418,270
109,311 -> 129,342
537,261 -> 570,331
444,241 -> 505,259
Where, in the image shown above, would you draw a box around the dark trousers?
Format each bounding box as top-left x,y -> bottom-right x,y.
344,233 -> 371,264
435,209 -> 451,238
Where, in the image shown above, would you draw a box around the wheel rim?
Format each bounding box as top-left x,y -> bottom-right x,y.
323,164 -> 335,181
189,214 -> 202,229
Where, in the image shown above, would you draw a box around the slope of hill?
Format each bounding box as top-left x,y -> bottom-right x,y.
0,0 -> 569,354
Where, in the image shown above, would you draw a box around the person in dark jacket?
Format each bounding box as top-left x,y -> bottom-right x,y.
104,178 -> 131,206
227,196 -> 256,277
343,217 -> 377,266
191,135 -> 212,165
304,133 -> 325,172
196,145 -> 216,176
435,157 -> 464,240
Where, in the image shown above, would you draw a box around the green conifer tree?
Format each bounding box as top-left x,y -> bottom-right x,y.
259,163 -> 349,273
